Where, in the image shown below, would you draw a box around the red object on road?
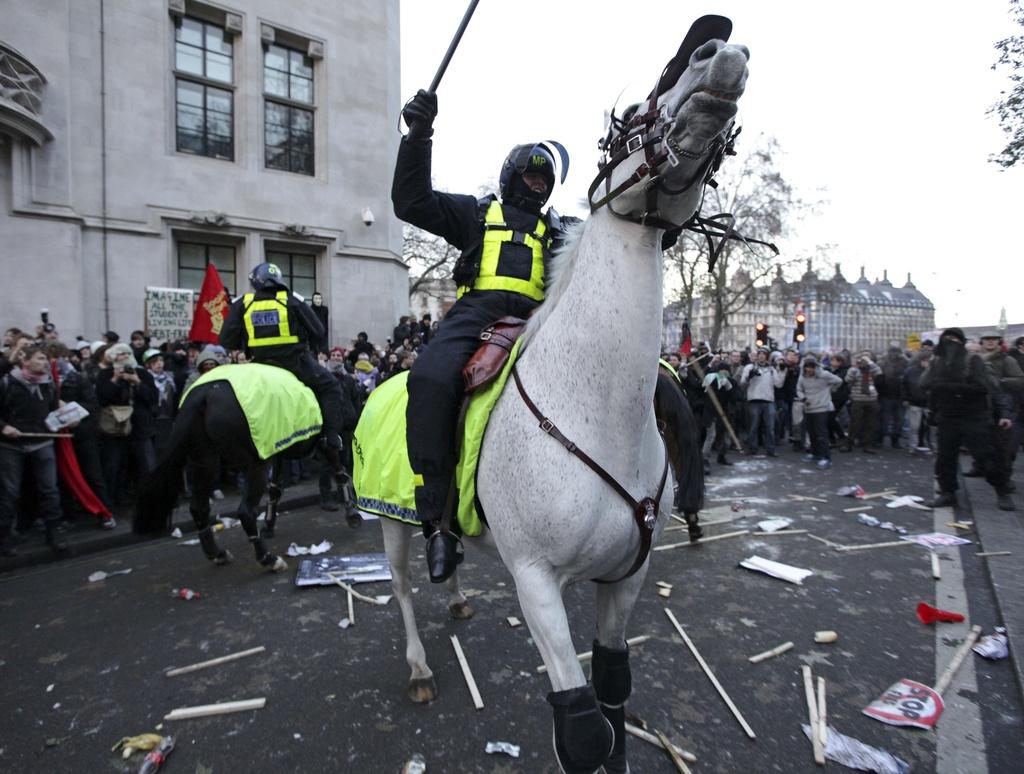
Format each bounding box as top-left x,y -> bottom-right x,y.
916,601 -> 964,625
173,588 -> 201,601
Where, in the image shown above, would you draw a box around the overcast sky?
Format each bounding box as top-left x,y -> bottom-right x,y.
399,1 -> 1023,329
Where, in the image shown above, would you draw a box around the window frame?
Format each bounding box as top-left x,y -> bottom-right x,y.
262,41 -> 316,176
173,14 -> 236,162
265,250 -> 318,299
177,241 -> 238,295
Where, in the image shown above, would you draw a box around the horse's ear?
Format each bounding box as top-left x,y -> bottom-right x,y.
540,141 -> 570,184
651,14 -> 733,99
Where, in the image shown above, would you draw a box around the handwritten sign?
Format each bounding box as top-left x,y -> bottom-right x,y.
145,287 -> 195,342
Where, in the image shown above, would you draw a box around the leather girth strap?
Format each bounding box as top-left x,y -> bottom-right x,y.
512,367 -> 668,584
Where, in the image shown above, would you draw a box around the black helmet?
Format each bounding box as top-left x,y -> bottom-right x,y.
249,262 -> 288,291
499,142 -> 568,214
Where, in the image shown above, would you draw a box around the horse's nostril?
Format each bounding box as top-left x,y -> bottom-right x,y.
693,40 -> 721,62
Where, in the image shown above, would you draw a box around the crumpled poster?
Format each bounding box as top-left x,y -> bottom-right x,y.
287,540 -> 332,557
801,725 -> 910,773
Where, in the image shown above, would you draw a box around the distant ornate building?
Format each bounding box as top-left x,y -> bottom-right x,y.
665,262 -> 935,353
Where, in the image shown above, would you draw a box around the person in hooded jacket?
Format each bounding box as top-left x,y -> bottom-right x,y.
656,359 -> 704,542
391,87 -> 578,583
902,351 -> 933,453
920,328 -> 1014,511
877,345 -> 908,448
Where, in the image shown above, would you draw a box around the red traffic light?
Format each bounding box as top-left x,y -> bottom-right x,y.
756,322 -> 766,332
795,312 -> 806,324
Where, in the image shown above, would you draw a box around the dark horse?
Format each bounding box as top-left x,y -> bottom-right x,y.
133,373 -> 360,570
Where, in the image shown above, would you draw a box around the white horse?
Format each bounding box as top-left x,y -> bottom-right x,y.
378,16 -> 750,774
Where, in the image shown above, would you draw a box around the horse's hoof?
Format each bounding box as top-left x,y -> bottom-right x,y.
449,601 -> 474,620
407,676 -> 437,704
263,524 -> 276,538
214,550 -> 233,565
269,556 -> 288,573
345,511 -> 363,529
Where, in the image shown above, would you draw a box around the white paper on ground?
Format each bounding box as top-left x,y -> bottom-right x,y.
287,540 -> 333,557
739,556 -> 813,584
885,495 -> 930,510
800,724 -> 909,774
485,741 -> 521,758
756,518 -> 793,533
900,533 -> 971,548
973,629 -> 1009,660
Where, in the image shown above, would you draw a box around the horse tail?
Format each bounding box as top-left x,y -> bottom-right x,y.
134,385 -> 206,535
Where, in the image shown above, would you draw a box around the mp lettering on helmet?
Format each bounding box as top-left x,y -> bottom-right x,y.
531,154 -> 548,167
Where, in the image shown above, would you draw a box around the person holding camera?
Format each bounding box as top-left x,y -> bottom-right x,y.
740,347 -> 786,456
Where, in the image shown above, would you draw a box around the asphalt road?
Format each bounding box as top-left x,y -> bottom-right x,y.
2,446 -> 1022,773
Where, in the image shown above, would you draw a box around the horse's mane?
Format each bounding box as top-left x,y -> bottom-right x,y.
519,217 -> 587,350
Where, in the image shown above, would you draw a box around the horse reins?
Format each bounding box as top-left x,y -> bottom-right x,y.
512,367 -> 668,584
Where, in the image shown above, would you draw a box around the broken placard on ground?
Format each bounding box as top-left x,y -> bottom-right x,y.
862,678 -> 944,729
900,533 -> 972,549
756,518 -> 793,533
286,540 -> 332,557
739,556 -> 814,585
295,553 -> 392,587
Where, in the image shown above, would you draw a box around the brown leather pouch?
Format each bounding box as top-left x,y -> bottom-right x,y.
462,316 -> 528,393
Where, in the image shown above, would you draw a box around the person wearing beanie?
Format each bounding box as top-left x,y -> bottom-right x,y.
842,351 -> 882,454
920,327 -> 1015,510
796,355 -> 843,469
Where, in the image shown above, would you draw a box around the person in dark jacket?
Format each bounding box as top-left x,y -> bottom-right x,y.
392,87 -> 574,583
877,346 -> 908,448
920,328 -> 1014,510
901,351 -> 932,453
95,343 -> 158,505
656,360 -> 704,542
701,360 -> 736,469
827,354 -> 850,444
0,345 -> 72,556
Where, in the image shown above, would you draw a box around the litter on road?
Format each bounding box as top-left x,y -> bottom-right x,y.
506,616 -> 522,628
842,504 -> 874,512
286,540 -> 332,556
976,551 -> 1012,558
917,601 -> 965,625
757,518 -> 793,533
801,666 -> 825,765
883,495 -> 932,511
814,631 -> 838,644
931,553 -> 941,580
450,634 -> 484,710
800,724 -> 909,774
934,625 -> 983,696
654,529 -> 749,551
624,722 -> 698,764
739,556 -> 814,585
164,646 -> 266,677
753,529 -> 808,536
748,641 -> 794,663
535,635 -> 651,674
973,628 -> 1009,660
665,607 -> 756,739
655,728 -> 694,774
87,568 -> 132,582
164,697 -> 266,721
485,741 -> 520,758
836,540 -> 916,553
900,533 -> 972,549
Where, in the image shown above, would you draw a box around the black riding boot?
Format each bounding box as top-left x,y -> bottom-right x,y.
591,641 -> 631,774
45,520 -> 71,558
547,685 -> 614,774
685,512 -> 703,542
323,441 -> 361,528
415,478 -> 462,583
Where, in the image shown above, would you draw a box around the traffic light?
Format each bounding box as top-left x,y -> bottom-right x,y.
794,311 -> 807,343
755,322 -> 769,348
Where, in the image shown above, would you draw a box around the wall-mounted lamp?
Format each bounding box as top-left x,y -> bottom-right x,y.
361,206 -> 375,227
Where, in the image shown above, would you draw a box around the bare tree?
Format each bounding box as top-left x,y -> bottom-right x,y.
686,135 -> 805,348
991,0 -> 1024,168
404,224 -> 458,299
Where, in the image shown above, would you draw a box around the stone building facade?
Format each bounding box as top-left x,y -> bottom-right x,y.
665,262 -> 935,354
1,0 -> 406,346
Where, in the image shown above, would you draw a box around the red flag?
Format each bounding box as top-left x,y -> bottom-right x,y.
679,320 -> 693,357
188,264 -> 229,344
50,361 -> 111,519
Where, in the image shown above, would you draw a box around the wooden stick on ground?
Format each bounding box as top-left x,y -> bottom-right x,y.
801,666 -> 824,765
807,534 -> 842,549
450,634 -> 484,710
753,529 -> 809,536
536,635 -> 651,674
624,722 -> 697,763
654,530 -> 749,552
976,551 -> 1012,558
835,540 -> 916,553
931,553 -> 942,580
165,646 -> 266,678
325,573 -> 389,605
787,495 -> 828,503
861,489 -> 898,500
934,625 -> 983,696
843,504 -> 874,512
655,728 -> 694,774
347,588 -> 355,627
748,641 -> 794,664
164,697 -> 266,720
817,676 -> 828,749
664,608 -> 756,739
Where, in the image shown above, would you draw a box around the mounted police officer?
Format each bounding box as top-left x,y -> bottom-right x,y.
392,88 -> 572,582
220,264 -> 350,483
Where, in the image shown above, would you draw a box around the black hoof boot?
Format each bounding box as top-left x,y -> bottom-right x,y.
425,530 -> 463,584
591,641 -> 631,774
548,685 -> 614,774
684,513 -> 703,543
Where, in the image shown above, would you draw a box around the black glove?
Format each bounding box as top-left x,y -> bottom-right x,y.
402,89 -> 437,140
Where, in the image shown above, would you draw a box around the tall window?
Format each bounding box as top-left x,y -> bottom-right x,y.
174,16 -> 234,160
263,43 -> 314,175
266,251 -> 316,298
178,242 -> 237,294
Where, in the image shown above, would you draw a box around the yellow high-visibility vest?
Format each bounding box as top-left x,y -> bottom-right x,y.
459,200 -> 549,301
242,290 -> 299,347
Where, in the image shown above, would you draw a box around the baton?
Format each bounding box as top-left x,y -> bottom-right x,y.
428,0 -> 481,93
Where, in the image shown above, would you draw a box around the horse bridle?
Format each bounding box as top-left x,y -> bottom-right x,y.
588,91 -> 736,231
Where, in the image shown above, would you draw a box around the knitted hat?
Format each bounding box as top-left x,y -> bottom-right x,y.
354,360 -> 373,373
105,342 -> 136,365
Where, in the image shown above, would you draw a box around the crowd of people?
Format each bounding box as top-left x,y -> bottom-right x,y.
2,309 -> 1020,558
662,329 -> 1023,510
0,311 -> 437,556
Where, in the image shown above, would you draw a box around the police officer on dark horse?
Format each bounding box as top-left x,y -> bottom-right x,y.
220,263 -> 358,518
393,89 -> 572,583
